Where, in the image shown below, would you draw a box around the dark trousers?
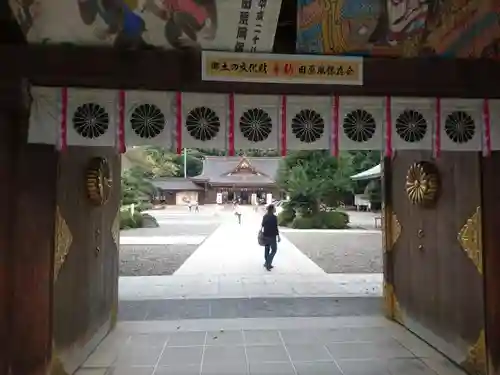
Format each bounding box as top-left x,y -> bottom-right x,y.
264,238 -> 278,267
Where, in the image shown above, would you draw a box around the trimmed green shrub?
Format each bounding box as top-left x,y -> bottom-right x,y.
291,216 -> 315,229
319,211 -> 349,229
278,205 -> 296,226
288,211 -> 349,229
119,210 -> 144,229
136,202 -> 153,212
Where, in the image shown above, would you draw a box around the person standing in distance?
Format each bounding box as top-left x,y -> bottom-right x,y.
234,202 -> 242,224
261,204 -> 281,271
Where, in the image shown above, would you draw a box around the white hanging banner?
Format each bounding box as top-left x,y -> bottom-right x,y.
28,86 -> 59,145
125,90 -> 175,148
66,88 -> 118,147
390,97 -> 434,151
439,99 -> 483,152
286,96 -> 331,150
489,100 -> 500,151
233,94 -> 280,150
181,93 -> 228,150
26,87 -> 500,157
338,96 -> 384,151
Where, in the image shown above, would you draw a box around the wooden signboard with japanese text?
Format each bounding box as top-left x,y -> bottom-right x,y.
201,51 -> 363,85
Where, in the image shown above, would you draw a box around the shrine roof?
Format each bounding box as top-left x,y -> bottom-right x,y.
191,156 -> 281,186
151,178 -> 204,191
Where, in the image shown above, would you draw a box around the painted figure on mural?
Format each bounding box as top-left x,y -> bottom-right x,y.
142,0 -> 218,49
296,0 -> 441,55
8,0 -> 41,36
297,0 -> 382,53
77,0 -> 150,48
375,0 -> 429,45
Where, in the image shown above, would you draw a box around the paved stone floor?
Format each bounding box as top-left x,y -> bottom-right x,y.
93,207 -> 467,374
119,206 -> 383,278
119,206 -> 383,299
77,316 -> 467,375
119,297 -> 382,321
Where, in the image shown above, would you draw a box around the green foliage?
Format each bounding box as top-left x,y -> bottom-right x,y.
277,150 -> 381,214
290,211 -> 349,229
142,146 -> 179,178
136,201 -> 154,212
121,167 -> 155,206
365,179 -> 382,210
196,148 -> 279,157
172,149 -> 204,177
277,203 -> 296,226
277,150 -> 354,213
347,151 -> 381,194
119,209 -> 144,229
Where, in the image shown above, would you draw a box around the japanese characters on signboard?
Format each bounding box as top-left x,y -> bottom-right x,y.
235,0 -> 270,53
202,51 -> 363,85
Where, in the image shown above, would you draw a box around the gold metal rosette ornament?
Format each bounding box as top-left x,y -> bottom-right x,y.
405,161 -> 440,207
86,157 -> 113,206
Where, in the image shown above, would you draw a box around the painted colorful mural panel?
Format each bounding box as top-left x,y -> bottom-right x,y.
8,0 -> 282,51
296,0 -> 500,58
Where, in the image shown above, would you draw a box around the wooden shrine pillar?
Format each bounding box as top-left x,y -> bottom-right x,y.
0,78 -> 57,375
482,153 -> 500,375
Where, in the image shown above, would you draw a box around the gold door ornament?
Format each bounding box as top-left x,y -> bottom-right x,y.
112,209 -> 120,248
54,207 -> 73,281
383,282 -> 403,323
383,206 -> 401,252
458,207 -> 483,274
86,157 -> 113,206
405,161 -> 440,207
462,329 -> 486,375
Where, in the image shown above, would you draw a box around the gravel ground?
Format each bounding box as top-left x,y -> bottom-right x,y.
283,232 -> 382,274
121,223 -> 219,237
120,244 -> 200,276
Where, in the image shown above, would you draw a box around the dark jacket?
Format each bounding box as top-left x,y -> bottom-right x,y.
261,213 -> 279,238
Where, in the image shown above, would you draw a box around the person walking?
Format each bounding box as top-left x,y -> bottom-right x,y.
261,204 -> 280,271
234,202 -> 242,224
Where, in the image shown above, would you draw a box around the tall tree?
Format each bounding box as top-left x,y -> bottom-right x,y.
277,150 -> 355,212
142,146 -> 179,178
121,167 -> 155,205
172,149 -> 204,177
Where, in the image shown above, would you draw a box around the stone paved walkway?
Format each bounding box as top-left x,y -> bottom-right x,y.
77,316 -> 468,375
119,207 -> 382,300
174,210 -> 324,275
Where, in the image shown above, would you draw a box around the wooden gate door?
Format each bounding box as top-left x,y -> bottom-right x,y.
383,151 -> 486,375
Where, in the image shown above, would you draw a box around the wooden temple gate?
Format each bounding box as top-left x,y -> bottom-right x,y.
2,22 -> 500,375
383,152 -> 486,374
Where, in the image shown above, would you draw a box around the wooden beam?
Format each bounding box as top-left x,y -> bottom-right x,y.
0,80 -> 55,375
0,2 -> 26,44
2,45 -> 500,98
481,153 -> 500,375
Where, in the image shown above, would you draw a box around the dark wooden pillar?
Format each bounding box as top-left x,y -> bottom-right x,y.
482,152 -> 500,375
0,79 -> 57,375
381,156 -> 396,320
0,79 -> 18,375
